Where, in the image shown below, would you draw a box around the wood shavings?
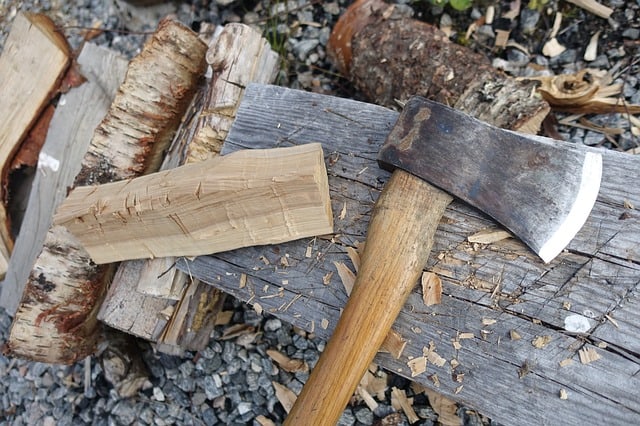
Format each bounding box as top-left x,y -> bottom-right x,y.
346,246 -> 361,272
482,318 -> 497,326
510,329 -> 522,341
322,271 -> 333,285
527,69 -> 640,114
532,335 -> 552,348
495,29 -> 510,49
253,302 -> 263,315
321,318 -> 329,329
427,350 -> 447,367
272,382 -> 296,413
559,358 -> 573,367
468,228 -> 511,244
421,272 -> 442,306
359,367 -> 388,400
266,349 -> 309,373
542,13 -> 565,58
424,388 -> 461,426
459,332 -> 474,339
356,386 -> 379,411
597,341 -> 608,349
407,356 -> 427,377
579,347 -> 601,364
333,261 -> 356,296
559,389 -> 569,400
305,245 -> 312,258
381,329 -> 407,359
391,387 -> 420,424
584,31 -> 600,61
339,201 -> 347,220
565,0 -> 613,19
450,359 -> 460,369
563,301 -> 572,310
239,273 -> 247,288
255,415 -> 276,426
430,374 -> 440,387
455,385 -> 464,395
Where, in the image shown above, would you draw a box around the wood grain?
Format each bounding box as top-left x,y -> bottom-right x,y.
178,83 -> 640,426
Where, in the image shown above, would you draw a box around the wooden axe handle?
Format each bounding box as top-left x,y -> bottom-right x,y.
285,170 -> 452,425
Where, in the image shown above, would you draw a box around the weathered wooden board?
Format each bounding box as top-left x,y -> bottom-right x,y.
0,43 -> 128,315
178,83 -> 640,426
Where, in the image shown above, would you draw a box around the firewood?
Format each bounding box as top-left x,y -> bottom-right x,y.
54,144 -> 333,264
327,0 -> 549,134
98,23 -> 280,354
6,18 -> 207,364
0,12 -> 71,278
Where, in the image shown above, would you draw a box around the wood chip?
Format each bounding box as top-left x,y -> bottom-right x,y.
391,387 -> 420,424
272,382 -> 296,413
430,374 -> 441,387
380,329 -> 407,359
482,318 -> 497,326
255,415 -> 276,426
584,31 -> 600,61
239,273 -> 247,288
339,201 -> 347,220
408,356 -> 427,377
356,385 -> 379,411
565,0 -> 613,18
579,347 -> 601,364
559,389 -> 568,400
427,351 -> 447,368
359,367 -> 387,400
333,261 -> 356,296
305,245 -> 312,258
321,318 -> 329,330
559,358 -> 573,367
253,302 -> 263,315
421,272 -> 442,306
494,29 -> 510,48
459,332 -> 474,339
346,246 -> 361,273
266,349 -> 309,373
532,335 -> 552,348
468,228 -> 511,244
322,271 -> 333,285
543,37 -> 566,57
424,388 -> 461,426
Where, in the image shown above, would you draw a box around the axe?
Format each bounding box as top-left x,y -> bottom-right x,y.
284,97 -> 602,424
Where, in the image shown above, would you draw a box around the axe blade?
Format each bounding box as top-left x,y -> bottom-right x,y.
378,97 -> 602,263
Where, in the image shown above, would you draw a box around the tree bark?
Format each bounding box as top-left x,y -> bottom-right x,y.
7,18 -> 207,364
327,0 -> 549,133
0,12 -> 71,279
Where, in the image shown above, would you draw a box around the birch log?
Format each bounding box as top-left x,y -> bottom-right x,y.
0,12 -> 71,278
6,19 -> 207,364
98,23 -> 279,354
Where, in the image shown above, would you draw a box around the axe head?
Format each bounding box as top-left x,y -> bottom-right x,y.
378,97 -> 602,263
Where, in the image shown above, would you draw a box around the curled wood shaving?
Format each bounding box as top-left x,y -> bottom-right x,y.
526,69 -> 640,114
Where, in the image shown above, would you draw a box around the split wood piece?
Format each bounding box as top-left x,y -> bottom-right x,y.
565,0 -> 614,19
99,23 -> 280,354
179,83 -> 640,426
0,43 -> 127,315
0,12 -> 71,278
6,19 -> 207,364
327,0 -> 549,134
54,144 -> 333,264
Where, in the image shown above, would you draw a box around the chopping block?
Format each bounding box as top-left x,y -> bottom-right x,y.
179,83 -> 640,426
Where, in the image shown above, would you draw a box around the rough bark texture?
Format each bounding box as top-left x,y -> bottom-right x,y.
178,84 -> 640,426
99,23 -> 279,355
7,19 -> 207,364
328,0 -> 549,133
0,12 -> 71,279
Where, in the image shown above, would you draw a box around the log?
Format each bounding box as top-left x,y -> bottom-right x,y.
0,43 -> 127,316
178,83 -> 640,426
0,12 -> 71,278
54,143 -> 333,264
98,23 -> 280,354
327,0 -> 549,134
6,19 -> 207,364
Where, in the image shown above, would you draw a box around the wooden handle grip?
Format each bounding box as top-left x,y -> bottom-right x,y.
285,170 -> 452,425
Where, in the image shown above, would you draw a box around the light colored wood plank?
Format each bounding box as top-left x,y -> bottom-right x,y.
178,83 -> 640,426
54,144 -> 333,264
0,12 -> 71,278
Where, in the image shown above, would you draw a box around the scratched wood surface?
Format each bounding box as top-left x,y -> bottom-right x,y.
178,83 -> 640,426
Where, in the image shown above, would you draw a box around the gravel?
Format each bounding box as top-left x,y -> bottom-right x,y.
0,0 -> 639,424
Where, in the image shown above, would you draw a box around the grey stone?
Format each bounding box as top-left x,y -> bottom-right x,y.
354,407 -> 374,424
264,318 -> 282,332
583,131 -> 604,146
337,408 -> 356,426
203,375 -> 224,400
520,8 -> 540,34
292,39 -> 320,61
623,28 -> 640,40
